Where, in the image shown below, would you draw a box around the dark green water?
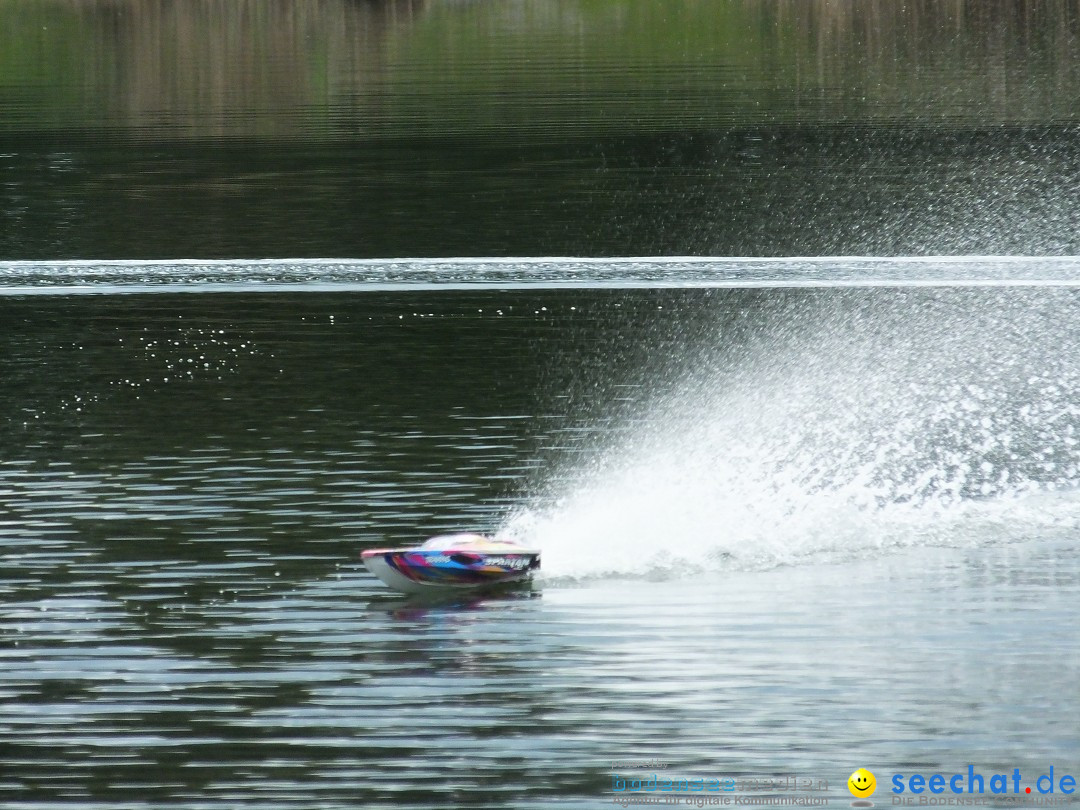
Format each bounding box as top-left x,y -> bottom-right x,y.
11,127 -> 1080,258
4,0 -> 1080,258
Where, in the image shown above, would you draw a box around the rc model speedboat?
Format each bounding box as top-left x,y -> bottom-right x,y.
361,533 -> 541,595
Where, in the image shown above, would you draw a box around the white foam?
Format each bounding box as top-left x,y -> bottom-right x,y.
502,289 -> 1080,579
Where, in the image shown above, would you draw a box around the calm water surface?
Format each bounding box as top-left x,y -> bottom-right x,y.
3,272 -> 1080,808
4,0 -> 1080,258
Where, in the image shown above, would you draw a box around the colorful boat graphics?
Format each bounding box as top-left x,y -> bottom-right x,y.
362,533 -> 540,595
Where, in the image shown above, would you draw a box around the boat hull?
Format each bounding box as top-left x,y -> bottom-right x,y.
362,548 -> 540,595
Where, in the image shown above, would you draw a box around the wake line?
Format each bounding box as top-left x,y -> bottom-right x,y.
6,256 -> 1080,294
13,279 -> 1080,297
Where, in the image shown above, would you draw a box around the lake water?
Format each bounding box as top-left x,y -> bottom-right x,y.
3,266 -> 1080,808
5,0 -> 1080,258
3,1 -> 1080,808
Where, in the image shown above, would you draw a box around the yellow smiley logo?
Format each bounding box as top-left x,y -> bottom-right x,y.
848,768 -> 877,797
